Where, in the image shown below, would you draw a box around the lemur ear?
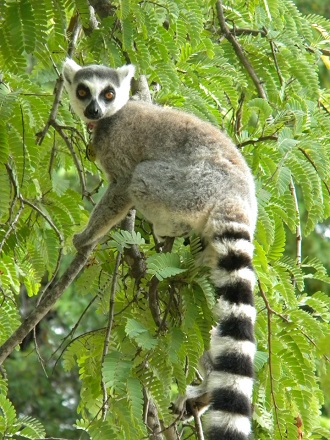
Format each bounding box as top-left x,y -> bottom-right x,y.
117,64 -> 135,82
62,58 -> 81,85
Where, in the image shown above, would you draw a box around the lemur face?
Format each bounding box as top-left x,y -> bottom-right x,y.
62,59 -> 135,122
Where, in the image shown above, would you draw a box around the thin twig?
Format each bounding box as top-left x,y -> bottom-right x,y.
21,197 -> 63,247
33,327 -> 49,378
37,15 -> 92,199
258,280 -> 283,440
19,104 -> 26,188
35,438 -> 72,440
289,178 -> 302,268
234,91 -> 244,136
20,196 -> 65,311
4,162 -> 19,224
3,163 -> 64,310
51,120 -> 88,198
258,276 -> 330,440
230,27 -> 267,37
237,134 -> 278,148
101,250 -> 122,420
298,146 -> 330,195
259,280 -> 330,362
0,196 -> 24,254
226,27 -> 330,59
305,45 -> 330,57
190,403 -> 205,440
156,284 -> 175,336
148,276 -> 163,327
0,16 -> 84,365
269,39 -> 284,87
36,15 -> 81,145
51,294 -> 99,367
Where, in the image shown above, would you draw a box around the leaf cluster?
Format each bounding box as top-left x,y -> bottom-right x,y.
0,0 -> 330,439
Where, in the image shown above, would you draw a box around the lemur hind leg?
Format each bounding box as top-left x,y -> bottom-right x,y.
172,352 -> 213,419
128,159 -> 218,238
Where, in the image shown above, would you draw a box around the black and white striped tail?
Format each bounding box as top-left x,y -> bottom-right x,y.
205,225 -> 256,440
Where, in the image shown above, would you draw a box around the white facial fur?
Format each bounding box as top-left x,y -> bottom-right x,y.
62,58 -> 135,122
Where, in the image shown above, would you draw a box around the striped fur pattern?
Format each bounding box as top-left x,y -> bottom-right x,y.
175,219 -> 256,440
203,223 -> 256,440
62,59 -> 257,439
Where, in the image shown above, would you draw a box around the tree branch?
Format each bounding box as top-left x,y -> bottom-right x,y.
121,209 -> 147,283
216,0 -> 267,100
131,75 -> 153,103
144,393 -> 164,440
148,237 -> 174,328
229,27 -> 267,37
305,45 -> 330,57
0,249 -> 93,365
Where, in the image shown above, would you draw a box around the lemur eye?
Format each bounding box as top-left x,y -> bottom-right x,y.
104,90 -> 115,100
78,89 -> 87,97
76,85 -> 90,99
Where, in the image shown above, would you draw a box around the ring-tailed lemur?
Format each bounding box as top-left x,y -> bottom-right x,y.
63,58 -> 257,440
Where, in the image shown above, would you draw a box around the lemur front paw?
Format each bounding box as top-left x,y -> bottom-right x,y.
171,386 -> 210,420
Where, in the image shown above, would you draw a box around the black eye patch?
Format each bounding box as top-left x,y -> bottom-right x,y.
76,84 -> 91,100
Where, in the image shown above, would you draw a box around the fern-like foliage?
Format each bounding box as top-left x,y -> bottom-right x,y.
0,393 -> 46,439
1,0 -> 330,439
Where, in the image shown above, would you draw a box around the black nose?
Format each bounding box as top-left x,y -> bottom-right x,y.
84,100 -> 102,120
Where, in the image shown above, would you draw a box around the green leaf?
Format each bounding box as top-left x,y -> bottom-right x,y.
103,351 -> 133,390
147,252 -> 187,281
248,98 -> 273,122
126,377 -> 144,427
17,416 -> 46,439
0,394 -> 17,436
125,318 -> 158,350
254,351 -> 268,373
110,229 -> 145,251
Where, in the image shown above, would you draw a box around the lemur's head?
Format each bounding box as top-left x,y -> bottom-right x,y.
62,59 -> 135,122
